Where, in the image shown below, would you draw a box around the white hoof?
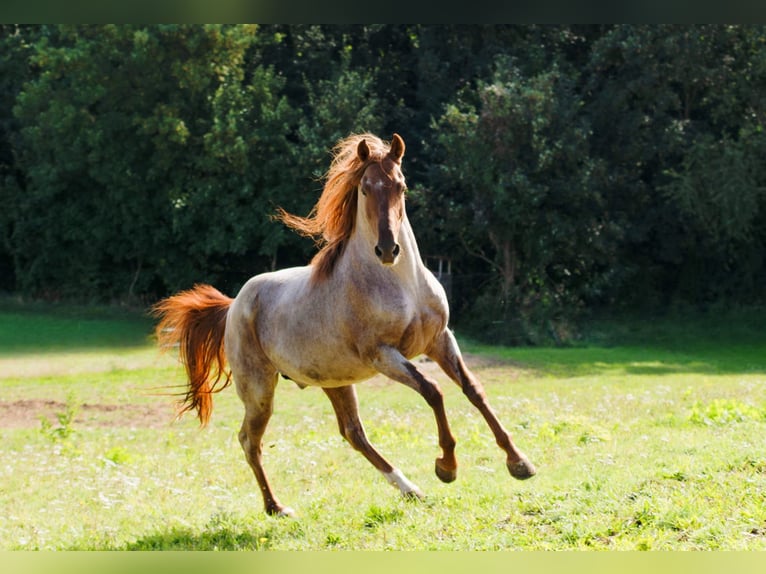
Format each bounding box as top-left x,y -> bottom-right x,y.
277,506 -> 296,518
383,468 -> 424,499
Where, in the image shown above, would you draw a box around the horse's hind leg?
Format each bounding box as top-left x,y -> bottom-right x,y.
428,329 -> 536,480
235,369 -> 294,517
323,386 -> 424,499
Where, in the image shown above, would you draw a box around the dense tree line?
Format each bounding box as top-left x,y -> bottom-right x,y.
1,25 -> 764,343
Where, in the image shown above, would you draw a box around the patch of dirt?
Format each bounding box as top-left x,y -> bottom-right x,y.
1,354 -> 523,429
461,352 -> 524,371
0,398 -> 175,429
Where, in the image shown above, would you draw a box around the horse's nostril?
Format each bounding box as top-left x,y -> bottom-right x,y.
374,245 -> 383,258
392,244 -> 401,257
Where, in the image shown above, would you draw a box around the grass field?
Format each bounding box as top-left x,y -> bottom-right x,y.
1,300 -> 765,550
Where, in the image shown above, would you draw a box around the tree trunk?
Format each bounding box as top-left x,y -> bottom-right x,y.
501,238 -> 517,303
489,231 -> 517,303
128,257 -> 142,300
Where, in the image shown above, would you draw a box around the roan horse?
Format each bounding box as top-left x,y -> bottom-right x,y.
153,133 -> 535,516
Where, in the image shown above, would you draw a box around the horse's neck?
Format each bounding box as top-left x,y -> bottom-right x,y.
396,217 -> 425,276
347,213 -> 426,284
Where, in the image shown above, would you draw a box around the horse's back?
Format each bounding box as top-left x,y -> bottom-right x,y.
225,266 -> 308,369
227,265 -> 377,386
231,266 -> 312,315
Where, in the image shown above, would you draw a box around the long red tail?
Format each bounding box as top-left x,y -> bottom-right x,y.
152,284 -> 234,426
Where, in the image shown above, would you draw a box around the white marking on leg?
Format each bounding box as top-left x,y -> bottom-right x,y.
383,468 -> 424,498
277,506 -> 296,518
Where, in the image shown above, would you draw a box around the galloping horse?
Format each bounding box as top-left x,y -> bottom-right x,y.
153,133 -> 535,516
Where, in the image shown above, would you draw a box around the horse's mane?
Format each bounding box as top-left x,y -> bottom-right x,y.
276,133 -> 393,282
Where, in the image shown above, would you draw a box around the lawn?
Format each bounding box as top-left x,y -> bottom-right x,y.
1,300 -> 765,550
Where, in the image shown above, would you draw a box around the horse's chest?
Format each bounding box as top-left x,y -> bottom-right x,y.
396,309 -> 443,358
356,287 -> 445,357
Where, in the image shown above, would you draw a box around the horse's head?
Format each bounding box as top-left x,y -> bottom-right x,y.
357,133 -> 407,265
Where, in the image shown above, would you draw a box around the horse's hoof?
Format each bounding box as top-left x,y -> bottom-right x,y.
403,488 -> 426,501
267,505 -> 296,518
507,456 -> 536,480
435,458 -> 457,483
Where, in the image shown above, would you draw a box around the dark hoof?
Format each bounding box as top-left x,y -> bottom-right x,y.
507,456 -> 536,480
435,459 -> 457,483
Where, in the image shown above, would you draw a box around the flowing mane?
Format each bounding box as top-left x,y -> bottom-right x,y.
276,133 -> 393,282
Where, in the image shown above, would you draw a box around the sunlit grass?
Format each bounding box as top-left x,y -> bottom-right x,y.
1,302 -> 765,550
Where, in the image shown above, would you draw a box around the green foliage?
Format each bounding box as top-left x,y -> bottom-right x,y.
687,399 -> 765,426
39,392 -> 78,442
1,25 -> 765,337
431,56 -> 607,343
584,25 -> 766,307
7,25 -> 296,299
0,26 -> 40,291
125,512 -> 274,550
103,446 -> 133,465
363,504 -> 404,529
664,135 -> 763,247
661,133 -> 766,301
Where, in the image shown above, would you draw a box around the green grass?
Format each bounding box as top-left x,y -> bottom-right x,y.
1,301 -> 765,550
0,298 -> 154,354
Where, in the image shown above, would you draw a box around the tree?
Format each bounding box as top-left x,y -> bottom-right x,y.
0,25 -> 40,291
9,25 -> 294,300
584,25 -> 766,305
2,24 -> 765,323
430,57 -> 609,343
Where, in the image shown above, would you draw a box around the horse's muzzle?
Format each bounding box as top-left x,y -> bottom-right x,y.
375,243 -> 400,265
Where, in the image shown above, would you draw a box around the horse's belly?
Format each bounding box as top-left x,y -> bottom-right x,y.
274,350 -> 377,388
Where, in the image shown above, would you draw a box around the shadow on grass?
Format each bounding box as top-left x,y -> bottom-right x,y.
4,299 -> 765,377
459,307 -> 766,378
84,510 -> 310,550
462,341 -> 766,378
119,524 -> 273,551
0,304 -> 154,356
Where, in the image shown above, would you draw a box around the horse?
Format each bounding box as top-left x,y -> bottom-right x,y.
153,133 -> 536,517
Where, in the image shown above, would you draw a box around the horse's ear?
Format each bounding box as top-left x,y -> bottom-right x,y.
357,138 -> 370,162
389,133 -> 405,163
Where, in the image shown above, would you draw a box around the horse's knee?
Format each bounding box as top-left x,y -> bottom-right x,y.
239,415 -> 268,455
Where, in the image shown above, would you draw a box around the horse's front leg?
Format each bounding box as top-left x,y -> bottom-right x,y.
370,346 -> 458,483
427,329 -> 536,480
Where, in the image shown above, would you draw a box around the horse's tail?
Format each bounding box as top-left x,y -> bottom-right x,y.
152,284 -> 234,426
